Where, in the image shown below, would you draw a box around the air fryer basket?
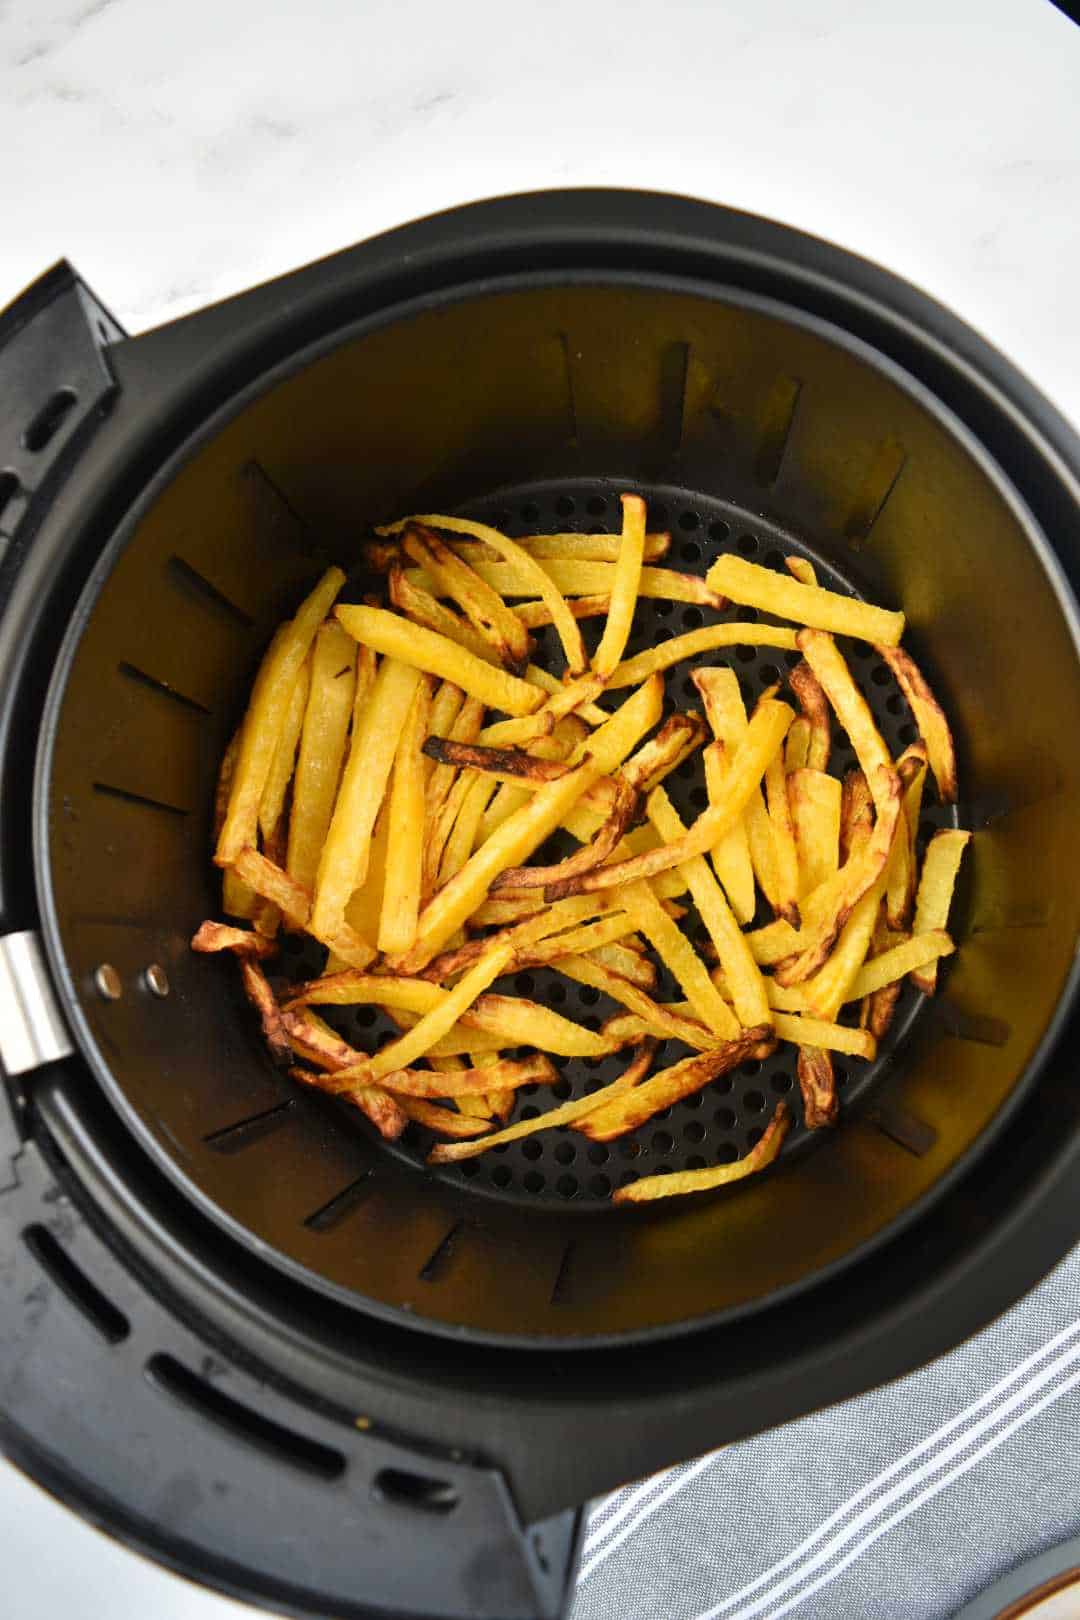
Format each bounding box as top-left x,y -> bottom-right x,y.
38,273 -> 1080,1344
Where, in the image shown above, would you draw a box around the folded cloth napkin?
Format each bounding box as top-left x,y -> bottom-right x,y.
573,1243 -> 1080,1620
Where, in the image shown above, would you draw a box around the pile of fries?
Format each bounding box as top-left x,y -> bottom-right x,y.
196,495 -> 969,1205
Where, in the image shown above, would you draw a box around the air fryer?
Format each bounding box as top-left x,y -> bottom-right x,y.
0,191 -> 1077,1620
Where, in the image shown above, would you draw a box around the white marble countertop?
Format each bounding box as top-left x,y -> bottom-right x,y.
1,0 -> 1078,1615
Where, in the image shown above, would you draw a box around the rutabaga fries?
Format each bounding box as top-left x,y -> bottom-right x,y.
557,954 -> 725,1050
238,959 -> 291,1063
788,660 -> 831,772
593,494 -> 646,677
785,555 -> 819,588
646,790 -> 771,1030
217,567 -> 346,865
784,717 -> 811,774
437,772 -> 497,888
515,594 -> 611,629
885,746 -> 928,930
796,1048 -> 838,1129
705,554 -> 905,645
849,930 -> 954,998
772,1013 -> 876,1059
910,831 -> 971,992
579,1033 -> 772,1140
875,643 -> 958,803
381,513 -> 587,675
427,1043 -> 659,1164
378,1053 -> 557,1098
763,748 -> 802,927
286,622 -> 357,894
587,939 -> 657,990
191,921 -> 278,959
335,605 -> 544,717
455,531 -> 671,563
395,1097 -> 494,1138
400,525 -> 532,670
524,664 -> 610,728
388,562 -> 503,667
546,699 -> 793,896
788,768 -> 842,897
289,1064 -> 408,1140
618,877 -> 742,1038
422,738 -> 571,784
377,676 -> 433,955
611,1102 -> 790,1203
492,777 -> 640,892
796,631 -> 896,816
607,624 -> 798,689
234,848 -> 375,968
406,558 -> 726,611
258,657 -> 311,841
702,745 -> 757,925
311,656 -> 422,937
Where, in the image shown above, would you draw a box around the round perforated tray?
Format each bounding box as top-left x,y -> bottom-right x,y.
281,480 -> 958,1207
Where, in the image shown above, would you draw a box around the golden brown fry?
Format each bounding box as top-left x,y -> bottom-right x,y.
910,830 -> 971,992
455,532 -> 670,564
514,594 -> 611,629
593,494 -> 646,677
611,1102 -> 790,1203
839,768 -> 875,864
784,556 -> 819,588
784,716 -> 811,774
646,789 -> 771,1030
796,631 -> 895,818
579,1031 -> 771,1140
395,1097 -> 494,1138
875,643 -> 958,803
233,847 -> 376,968
238,959 -> 291,1063
427,1043 -> 658,1164
311,656 -> 422,937
406,557 -> 725,611
216,569 -> 346,865
607,624 -> 797,690
378,676 -> 433,955
800,870 -> 887,1019
546,699 -> 793,897
764,747 -> 802,928
788,768 -> 842,897
556,954 -> 724,1050
851,930 -> 953,998
796,1048 -> 838,1129
401,525 -> 532,670
788,660 -> 831,772
772,1013 -> 876,1059
389,561 -> 503,667
492,776 -> 640,892
190,921 -> 278,959
335,605 -> 544,717
705,555 -> 905,644
619,876 -> 742,1038
524,664 -> 610,728
422,737 -> 572,783
286,622 -> 357,894
621,712 -> 708,792
258,657 -> 311,842
437,772 -> 499,888
885,747 -> 928,930
694,674 -> 757,925
287,1062 -> 407,1140
378,1053 -> 557,1098
586,939 -> 657,990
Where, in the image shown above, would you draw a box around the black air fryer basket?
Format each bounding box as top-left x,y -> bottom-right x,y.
0,191 -> 1078,1620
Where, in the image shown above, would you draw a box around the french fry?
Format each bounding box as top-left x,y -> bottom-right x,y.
763,748 -> 802,927
619,876 -> 742,1038
400,525 -> 532,670
492,776 -> 640,892
515,594 -> 610,629
556,954 -> 724,1050
772,1013 -> 876,1059
422,738 -> 571,784
705,555 -> 904,645
437,772 -> 499,888
524,664 -> 610,728
645,790 -> 771,1030
545,699 -> 793,897
788,768 -> 842,897
190,921 -> 277,959
311,656 -> 422,937
784,717 -> 811,773
579,1032 -> 771,1140
788,660 -> 831,772
593,494 -> 646,677
471,1047 -> 513,1123
286,622 -> 357,894
885,746 -> 928,929
394,677 -> 664,969
406,558 -> 725,611
377,676 -> 433,955
382,513 -> 588,675
389,562 -> 503,667
694,671 -> 759,925
796,1048 -> 838,1129
796,631 -> 896,816
611,1102 -> 790,1203
839,768 -> 875,864
378,1053 -> 557,1098
288,1062 -> 407,1140
455,531 -> 670,564
607,623 -> 797,689
586,938 -> 657,990
396,1097 -> 494,1138
238,959 -> 291,1063
425,681 -> 466,769
335,605 -> 544,717
258,656 -> 312,841
216,567 -> 346,865
784,556 -> 819,588
849,930 -> 954,998
234,848 -> 375,968
910,831 -> 971,992
427,1044 -> 659,1164
800,869 -> 887,1020
875,643 -> 958,803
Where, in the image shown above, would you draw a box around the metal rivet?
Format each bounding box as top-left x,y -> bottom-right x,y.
94,964 -> 122,1001
144,963 -> 170,998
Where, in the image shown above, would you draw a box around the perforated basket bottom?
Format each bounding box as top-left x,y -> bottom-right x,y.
281,479 -> 958,1208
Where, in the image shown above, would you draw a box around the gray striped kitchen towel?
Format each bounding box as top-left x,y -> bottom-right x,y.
573,1243 -> 1080,1620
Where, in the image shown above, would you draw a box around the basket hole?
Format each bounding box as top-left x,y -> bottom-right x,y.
770,1071 -> 794,1093
715,1141 -> 738,1164
680,540 -> 701,563
686,1155 -> 707,1171
745,1090 -> 766,1113
711,1074 -> 734,1095
514,972 -> 535,995
735,645 -> 757,663
587,1142 -> 609,1164
651,503 -> 669,525
708,519 -> 729,544
759,663 -> 781,686
579,986 -> 600,1006
683,1120 -> 706,1143
589,1174 -> 611,1197
655,600 -> 673,618
618,1170 -> 639,1188
523,1170 -> 545,1193
651,1130 -> 674,1154
520,1106 -> 540,1121
871,663 -> 891,686
689,785 -> 708,809
522,1139 -> 543,1161
852,642 -> 874,660
375,1468 -> 459,1515
556,1174 -> 579,1199
784,649 -> 801,668
586,495 -> 607,515
458,1161 -> 479,1178
548,982 -> 566,1004
554,1141 -> 576,1165
737,533 -> 758,555
899,722 -> 918,745
886,694 -> 904,715
520,501 -> 540,522
681,605 -> 704,629
491,1164 -> 512,1189
23,387 -> 78,453
683,1092 -> 704,1109
354,1005 -> 377,1028
618,1138 -> 641,1160
747,1126 -> 765,1147
741,1060 -> 762,1077
714,1107 -> 736,1129
678,510 -> 700,531
552,1079 -> 572,1101
555,495 -> 576,516
764,548 -> 785,570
